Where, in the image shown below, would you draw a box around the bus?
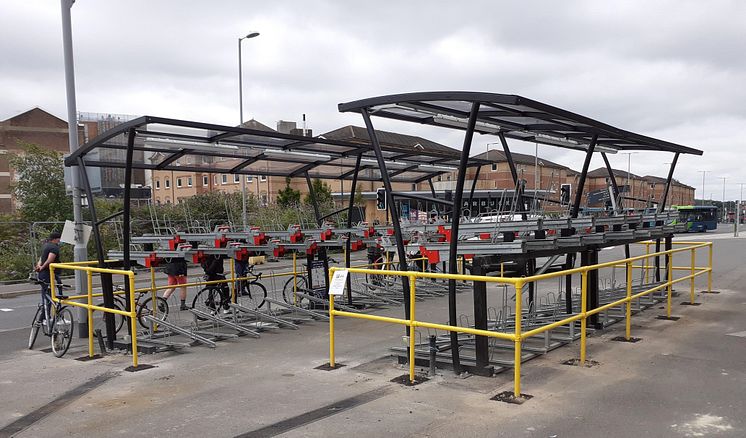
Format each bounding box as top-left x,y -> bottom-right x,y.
672,205 -> 718,232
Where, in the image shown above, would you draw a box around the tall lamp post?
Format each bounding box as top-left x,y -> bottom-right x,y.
238,31 -> 260,230
720,176 -> 727,222
697,170 -> 711,206
736,183 -> 744,237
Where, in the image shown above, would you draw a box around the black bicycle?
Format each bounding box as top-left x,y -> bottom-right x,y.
192,274 -> 232,319
281,257 -> 337,308
236,265 -> 268,309
28,282 -> 75,358
91,286 -> 169,334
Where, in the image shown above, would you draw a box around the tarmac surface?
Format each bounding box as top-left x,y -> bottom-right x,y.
0,230 -> 744,437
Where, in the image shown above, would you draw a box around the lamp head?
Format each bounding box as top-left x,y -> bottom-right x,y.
244,31 -> 260,39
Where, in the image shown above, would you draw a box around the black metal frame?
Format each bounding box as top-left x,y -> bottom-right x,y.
340,91 -> 701,375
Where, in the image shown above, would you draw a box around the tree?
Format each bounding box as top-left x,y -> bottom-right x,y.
276,177 -> 301,207
303,178 -> 333,208
9,142 -> 73,222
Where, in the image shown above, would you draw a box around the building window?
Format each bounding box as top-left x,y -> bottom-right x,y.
491,163 -> 497,172
155,179 -> 160,189
247,175 -> 253,183
437,175 -> 442,182
187,177 -> 193,187
222,175 -> 227,184
203,175 -> 208,186
234,174 -> 240,183
261,193 -> 268,206
411,183 -> 417,191
176,178 -> 182,188
260,175 -> 267,182
165,179 -> 170,189
446,175 -> 451,181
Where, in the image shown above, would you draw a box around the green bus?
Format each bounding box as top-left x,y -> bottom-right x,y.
672,205 -> 718,232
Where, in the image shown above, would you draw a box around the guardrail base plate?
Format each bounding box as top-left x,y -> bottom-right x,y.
701,290 -> 720,294
656,315 -> 680,321
491,390 -> 533,404
75,354 -> 103,361
124,364 -> 156,372
315,363 -> 345,371
612,336 -> 641,343
680,302 -> 702,306
390,374 -> 428,386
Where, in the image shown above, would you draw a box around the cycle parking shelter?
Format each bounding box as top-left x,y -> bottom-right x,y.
328,241 -> 714,398
63,116 -> 489,350
338,91 -> 704,373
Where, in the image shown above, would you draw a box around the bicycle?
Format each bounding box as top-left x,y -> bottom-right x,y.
192,274 -> 232,319
28,281 -> 75,358
91,286 -> 169,334
235,264 -> 268,309
281,257 -> 337,307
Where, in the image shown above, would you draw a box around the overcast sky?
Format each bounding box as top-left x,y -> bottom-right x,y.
1,1 -> 744,199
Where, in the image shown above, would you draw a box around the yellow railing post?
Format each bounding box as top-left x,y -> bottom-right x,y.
129,273 -> 138,368
513,280 -> 523,398
625,262 -> 632,341
689,248 -> 696,304
707,243 -> 713,292
329,268 -> 335,368
580,271 -> 588,365
229,257 -> 236,304
409,273 -> 417,384
87,270 -> 94,358
50,265 -> 56,302
666,252 -> 673,318
644,242 -> 650,285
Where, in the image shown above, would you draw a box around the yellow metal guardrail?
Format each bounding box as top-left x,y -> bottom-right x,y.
49,262 -> 141,368
328,241 -> 714,398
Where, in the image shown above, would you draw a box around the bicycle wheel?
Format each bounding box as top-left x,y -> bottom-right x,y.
93,301 -> 125,336
192,287 -> 221,320
28,306 -> 42,349
240,281 -> 267,309
51,307 -> 74,358
137,296 -> 169,328
367,256 -> 395,288
282,275 -> 308,305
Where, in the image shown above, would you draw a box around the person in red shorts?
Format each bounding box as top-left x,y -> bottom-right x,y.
163,257 -> 189,310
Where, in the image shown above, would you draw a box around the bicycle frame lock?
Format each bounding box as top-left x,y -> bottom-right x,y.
49,262 -> 141,369
327,241 -> 713,399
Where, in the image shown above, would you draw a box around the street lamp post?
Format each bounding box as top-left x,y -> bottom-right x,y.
736,183 -> 744,237
238,31 -> 260,230
697,170 -> 711,206
720,176 -> 727,223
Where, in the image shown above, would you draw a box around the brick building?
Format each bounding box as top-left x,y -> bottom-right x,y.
0,108 -> 78,213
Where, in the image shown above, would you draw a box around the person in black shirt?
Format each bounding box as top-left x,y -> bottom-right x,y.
163,258 -> 189,310
34,232 -> 62,319
200,254 -> 230,312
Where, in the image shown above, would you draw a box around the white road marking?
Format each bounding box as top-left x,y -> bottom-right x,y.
0,308 -> 13,312
726,330 -> 746,338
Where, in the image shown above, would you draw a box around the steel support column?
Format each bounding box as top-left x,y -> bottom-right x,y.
656,153 -> 679,282
360,109 -> 411,323
601,152 -> 622,213
305,172 -> 330,292
467,165 -> 481,218
471,258 -> 492,375
498,132 -> 525,218
446,102 -> 481,374
122,128 -> 135,340
571,135 -> 599,218
344,154 -> 362,306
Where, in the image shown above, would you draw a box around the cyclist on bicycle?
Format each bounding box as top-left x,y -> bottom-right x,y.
201,254 -> 230,313
34,232 -> 62,321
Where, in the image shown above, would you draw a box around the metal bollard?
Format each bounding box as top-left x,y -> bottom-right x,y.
95,329 -> 107,355
429,335 -> 437,376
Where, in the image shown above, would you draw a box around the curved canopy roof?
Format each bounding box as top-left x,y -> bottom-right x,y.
65,115 -> 488,183
338,91 -> 703,156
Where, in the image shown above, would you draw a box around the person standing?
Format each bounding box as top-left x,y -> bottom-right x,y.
163,258 -> 189,311
34,232 -> 62,319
